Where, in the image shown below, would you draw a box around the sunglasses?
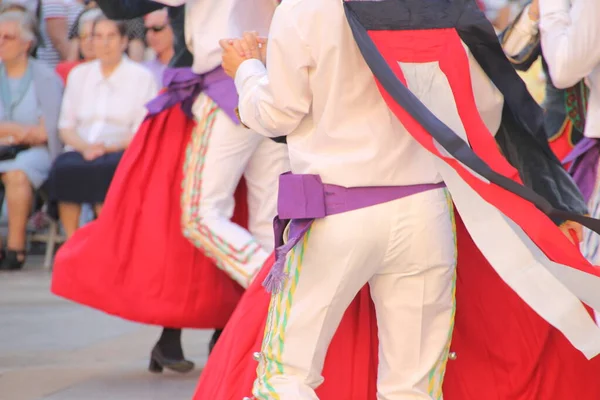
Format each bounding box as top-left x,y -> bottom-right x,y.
145,25 -> 167,33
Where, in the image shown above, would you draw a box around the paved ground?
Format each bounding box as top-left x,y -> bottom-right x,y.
0,258 -> 211,400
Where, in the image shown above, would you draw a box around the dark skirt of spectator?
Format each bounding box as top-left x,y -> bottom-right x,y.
47,151 -> 123,204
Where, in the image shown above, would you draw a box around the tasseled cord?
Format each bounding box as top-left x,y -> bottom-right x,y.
263,219 -> 314,294
262,246 -> 290,293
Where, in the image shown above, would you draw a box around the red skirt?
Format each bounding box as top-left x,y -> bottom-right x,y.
194,215 -> 600,399
51,105 -> 246,329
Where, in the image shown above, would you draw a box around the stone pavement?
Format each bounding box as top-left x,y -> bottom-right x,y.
0,258 -> 212,400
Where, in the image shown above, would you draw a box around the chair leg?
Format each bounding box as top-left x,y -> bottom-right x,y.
44,221 -> 57,270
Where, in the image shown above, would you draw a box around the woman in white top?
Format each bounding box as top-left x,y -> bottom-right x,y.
48,14 -> 157,238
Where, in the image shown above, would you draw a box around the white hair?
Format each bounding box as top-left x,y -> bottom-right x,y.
0,10 -> 37,50
77,8 -> 103,37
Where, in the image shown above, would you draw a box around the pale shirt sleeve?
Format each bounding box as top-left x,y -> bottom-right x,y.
539,0 -> 600,89
131,74 -> 159,134
234,6 -> 312,138
502,5 -> 539,56
58,67 -> 80,131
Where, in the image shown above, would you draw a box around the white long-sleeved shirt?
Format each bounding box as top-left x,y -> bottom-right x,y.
151,0 -> 278,75
540,0 -> 600,138
234,0 -> 505,188
59,57 -> 158,149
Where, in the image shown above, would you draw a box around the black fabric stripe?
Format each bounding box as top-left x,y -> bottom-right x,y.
343,3 -> 600,233
454,2 -> 588,220
345,0 -> 465,31
454,4 -> 552,158
496,107 -> 588,221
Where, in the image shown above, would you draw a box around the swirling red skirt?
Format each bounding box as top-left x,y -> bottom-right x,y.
51,104 -> 245,329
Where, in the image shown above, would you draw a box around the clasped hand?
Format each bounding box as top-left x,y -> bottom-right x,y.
82,143 -> 106,161
7,118 -> 47,146
220,31 -> 268,78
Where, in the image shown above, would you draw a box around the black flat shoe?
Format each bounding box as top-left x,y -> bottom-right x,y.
3,249 -> 25,271
149,344 -> 195,374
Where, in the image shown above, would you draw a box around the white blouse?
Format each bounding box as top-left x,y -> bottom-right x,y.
59,57 -> 158,149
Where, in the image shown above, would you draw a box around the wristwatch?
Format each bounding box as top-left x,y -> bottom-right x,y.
235,107 -> 250,129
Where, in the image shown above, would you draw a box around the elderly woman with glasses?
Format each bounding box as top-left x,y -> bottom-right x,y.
0,10 -> 63,270
47,15 -> 157,239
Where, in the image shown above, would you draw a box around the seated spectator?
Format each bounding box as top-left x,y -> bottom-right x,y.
0,10 -> 63,270
91,0 -> 192,66
67,10 -> 147,63
38,0 -> 84,68
142,8 -> 173,86
67,3 -> 147,63
56,7 -> 102,82
47,15 -> 157,239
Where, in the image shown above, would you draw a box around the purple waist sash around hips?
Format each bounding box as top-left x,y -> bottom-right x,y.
145,66 -> 239,122
263,172 -> 446,293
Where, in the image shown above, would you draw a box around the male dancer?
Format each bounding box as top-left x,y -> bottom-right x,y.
152,0 -> 288,289
220,0 -> 600,398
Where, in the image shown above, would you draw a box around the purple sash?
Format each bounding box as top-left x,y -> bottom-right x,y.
145,66 -> 239,121
564,137 -> 600,203
263,172 -> 445,293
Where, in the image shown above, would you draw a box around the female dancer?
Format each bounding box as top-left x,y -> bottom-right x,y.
50,4 -> 249,373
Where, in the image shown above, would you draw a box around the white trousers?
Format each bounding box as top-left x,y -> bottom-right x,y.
182,93 -> 289,288
252,188 -> 457,400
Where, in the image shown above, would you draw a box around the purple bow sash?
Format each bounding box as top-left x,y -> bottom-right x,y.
564,137 -> 600,203
263,173 -> 446,293
145,66 -> 239,121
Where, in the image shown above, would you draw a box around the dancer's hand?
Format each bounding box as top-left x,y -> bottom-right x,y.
528,0 -> 539,21
220,32 -> 268,78
559,221 -> 583,244
240,31 -> 267,64
220,38 -> 249,78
